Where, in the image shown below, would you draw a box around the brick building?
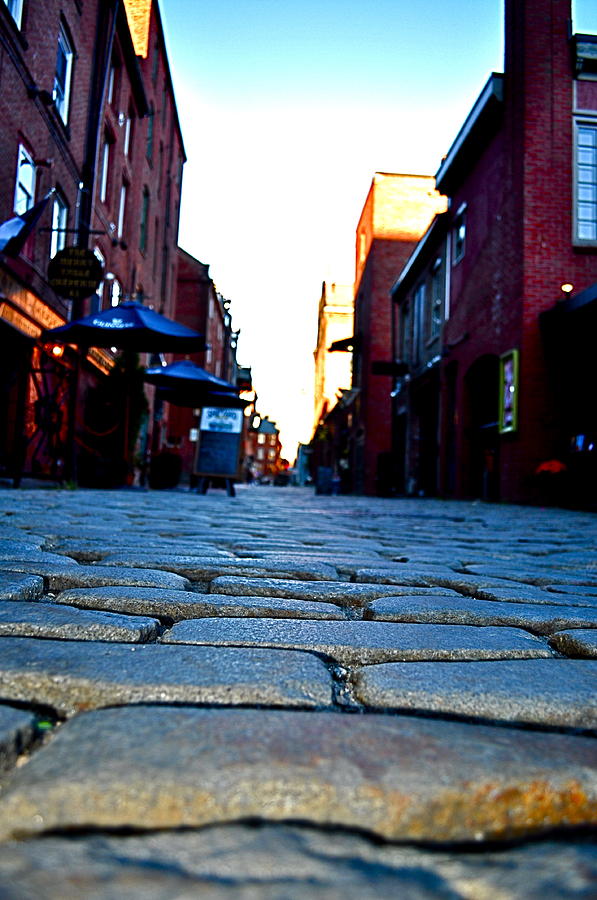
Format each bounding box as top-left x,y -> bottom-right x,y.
164,247 -> 240,481
312,280 -> 353,432
349,173 -> 445,495
244,416 -> 283,483
0,0 -> 186,485
391,0 -> 597,507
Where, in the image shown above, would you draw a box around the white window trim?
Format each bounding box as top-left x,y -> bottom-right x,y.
117,183 -> 127,238
452,203 -> 467,264
4,0 -> 23,28
50,192 -> 68,259
54,23 -> 74,123
99,139 -> 110,204
573,118 -> 597,246
14,144 -> 35,215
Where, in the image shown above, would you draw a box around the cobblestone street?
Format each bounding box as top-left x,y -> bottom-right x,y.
0,484 -> 595,896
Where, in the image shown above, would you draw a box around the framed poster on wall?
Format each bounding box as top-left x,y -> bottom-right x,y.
499,349 -> 519,434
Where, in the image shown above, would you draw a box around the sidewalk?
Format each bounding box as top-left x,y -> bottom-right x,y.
0,484 -> 595,896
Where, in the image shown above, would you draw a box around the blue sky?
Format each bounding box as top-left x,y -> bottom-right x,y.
161,0 -> 597,459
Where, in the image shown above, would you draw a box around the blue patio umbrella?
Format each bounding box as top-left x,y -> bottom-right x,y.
41,301 -> 205,353
143,358 -> 236,392
156,386 -> 248,409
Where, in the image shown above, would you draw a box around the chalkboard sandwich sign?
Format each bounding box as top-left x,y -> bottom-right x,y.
194,407 -> 244,481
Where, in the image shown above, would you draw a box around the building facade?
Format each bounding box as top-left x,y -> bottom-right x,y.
349,172 -> 446,495
312,280 -> 353,432
0,0 -> 186,486
391,0 -> 597,507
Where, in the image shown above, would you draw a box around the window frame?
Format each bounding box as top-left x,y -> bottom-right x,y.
3,0 -> 23,28
14,143 -> 35,215
573,118 -> 597,246
117,182 -> 127,239
53,21 -> 74,123
50,190 -> 68,259
452,204 -> 467,264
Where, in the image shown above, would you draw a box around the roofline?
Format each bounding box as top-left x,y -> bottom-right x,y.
435,73 -> 504,191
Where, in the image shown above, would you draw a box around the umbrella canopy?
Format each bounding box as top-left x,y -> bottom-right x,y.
41,301 -> 205,353
156,386 -> 248,409
144,359 -> 237,393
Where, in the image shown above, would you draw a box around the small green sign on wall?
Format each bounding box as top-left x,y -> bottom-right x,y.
499,349 -> 519,433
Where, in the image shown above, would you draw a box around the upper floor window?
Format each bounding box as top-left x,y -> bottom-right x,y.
139,187 -> 149,252
14,144 -> 35,214
413,282 -> 426,365
117,182 -> 127,239
50,191 -> 68,258
54,23 -> 74,123
99,133 -> 112,204
453,204 -> 466,263
123,107 -> 134,157
575,122 -> 597,243
3,0 -> 23,28
146,108 -> 154,162
430,257 -> 443,339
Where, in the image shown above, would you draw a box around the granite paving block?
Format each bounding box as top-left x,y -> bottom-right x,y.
353,565 -> 455,585
0,600 -> 160,642
0,549 -> 78,565
0,706 -> 595,843
0,637 -> 331,716
464,563 -> 597,588
55,585 -> 346,621
209,576 -> 448,607
0,561 -> 191,592
474,584 -> 597,609
549,629 -> 597,658
351,659 -> 597,728
163,618 -> 552,665
0,827 -> 595,899
98,554 -> 340,582
365,594 -> 597,634
0,705 -> 36,775
0,571 -> 44,601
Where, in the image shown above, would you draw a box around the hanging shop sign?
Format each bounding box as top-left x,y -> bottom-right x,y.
194,407 -> 244,479
47,247 -> 104,301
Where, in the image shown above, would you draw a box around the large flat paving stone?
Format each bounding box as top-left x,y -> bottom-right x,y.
163,618 -> 552,665
351,659 -> 597,729
550,629 -> 597,658
474,584 -> 597,609
0,600 -> 160,642
0,705 -> 37,775
0,637 -> 331,716
464,563 -> 597,588
209,577 -> 457,608
0,561 -> 191,592
366,594 -> 597,634
0,826 -> 595,899
0,571 -> 43,601
0,706 -> 595,843
98,553 -> 340,582
53,585 -> 345,621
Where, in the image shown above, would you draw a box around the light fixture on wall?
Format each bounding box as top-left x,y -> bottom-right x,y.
560,282 -> 574,297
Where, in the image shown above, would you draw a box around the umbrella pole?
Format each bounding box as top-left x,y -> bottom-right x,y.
65,348 -> 81,484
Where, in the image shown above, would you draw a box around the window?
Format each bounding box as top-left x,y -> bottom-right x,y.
50,192 -> 68,258
146,108 -> 154,162
453,205 -> 466,262
399,302 -> 411,362
3,0 -> 23,28
257,434 -> 266,444
99,134 -> 112,204
107,65 -> 115,105
93,247 -> 105,309
139,187 -> 149,252
109,277 -> 122,308
123,107 -> 134,157
575,122 -> 597,243
53,23 -> 74,123
430,258 -> 443,339
14,144 -> 35,214
151,43 -> 160,84
117,183 -> 127,239
413,283 -> 426,365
